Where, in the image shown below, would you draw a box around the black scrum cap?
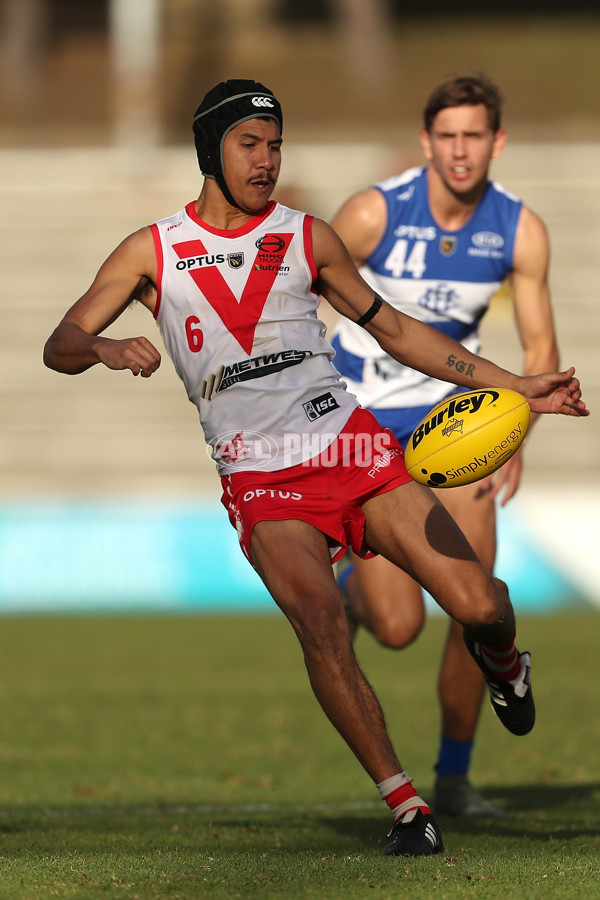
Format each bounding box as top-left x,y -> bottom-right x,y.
192,79 -> 283,208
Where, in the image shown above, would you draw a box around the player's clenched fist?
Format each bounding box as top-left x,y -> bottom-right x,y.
97,336 -> 161,377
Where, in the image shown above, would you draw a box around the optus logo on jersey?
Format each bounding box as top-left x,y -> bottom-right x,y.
394,224 -> 436,241
176,253 -> 225,270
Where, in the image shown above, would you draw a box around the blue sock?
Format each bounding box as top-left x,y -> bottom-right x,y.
436,737 -> 474,777
338,563 -> 354,594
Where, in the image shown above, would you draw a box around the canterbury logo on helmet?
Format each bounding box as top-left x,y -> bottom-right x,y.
252,96 -> 274,108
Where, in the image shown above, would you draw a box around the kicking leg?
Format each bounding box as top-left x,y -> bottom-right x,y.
339,481 -> 499,814
361,481 -> 534,735
436,480 -> 496,739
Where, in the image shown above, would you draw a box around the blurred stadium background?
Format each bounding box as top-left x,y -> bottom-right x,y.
0,0 -> 598,614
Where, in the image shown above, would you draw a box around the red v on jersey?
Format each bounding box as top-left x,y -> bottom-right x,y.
173,235 -> 294,355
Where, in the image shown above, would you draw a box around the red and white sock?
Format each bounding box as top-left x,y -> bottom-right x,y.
479,635 -> 521,681
377,771 -> 431,821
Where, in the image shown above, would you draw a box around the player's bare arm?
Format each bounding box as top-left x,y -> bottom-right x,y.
511,206 -> 559,380
43,227 -> 161,378
485,206 -> 561,503
330,188 -> 388,266
312,219 -> 588,417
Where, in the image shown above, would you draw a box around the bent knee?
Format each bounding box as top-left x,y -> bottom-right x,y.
368,603 -> 425,649
458,576 -> 511,629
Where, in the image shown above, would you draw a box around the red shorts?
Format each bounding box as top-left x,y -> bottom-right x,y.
220,407 -> 412,565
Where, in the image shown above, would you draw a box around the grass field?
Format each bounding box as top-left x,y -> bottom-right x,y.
0,610 -> 598,899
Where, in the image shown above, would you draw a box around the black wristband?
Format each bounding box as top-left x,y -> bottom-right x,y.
356,294 -> 383,327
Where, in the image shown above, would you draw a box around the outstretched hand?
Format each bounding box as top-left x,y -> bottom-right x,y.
518,367 -> 589,417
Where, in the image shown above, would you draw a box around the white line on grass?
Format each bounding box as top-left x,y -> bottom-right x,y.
21,800 -> 384,819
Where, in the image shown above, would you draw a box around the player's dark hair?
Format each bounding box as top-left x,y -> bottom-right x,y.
423,75 -> 503,133
192,79 -> 283,209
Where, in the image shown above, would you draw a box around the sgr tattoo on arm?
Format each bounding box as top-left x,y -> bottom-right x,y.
446,354 -> 475,377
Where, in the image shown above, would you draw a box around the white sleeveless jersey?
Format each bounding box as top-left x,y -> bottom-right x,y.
332,167 -> 522,434
151,200 -> 357,475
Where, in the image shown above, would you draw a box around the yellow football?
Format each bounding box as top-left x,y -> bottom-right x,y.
404,388 -> 530,488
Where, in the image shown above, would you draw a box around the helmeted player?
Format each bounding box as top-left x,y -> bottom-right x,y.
330,74 -> 560,817
43,79 -> 587,856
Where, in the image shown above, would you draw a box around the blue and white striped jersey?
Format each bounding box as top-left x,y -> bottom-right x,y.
331,166 -> 522,442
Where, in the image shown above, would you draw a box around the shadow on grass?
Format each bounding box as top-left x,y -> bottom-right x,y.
320,782 -> 600,848
472,781 -> 600,812
2,783 -> 599,853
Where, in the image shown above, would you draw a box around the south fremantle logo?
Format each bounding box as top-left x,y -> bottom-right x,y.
201,349 -> 313,400
227,252 -> 244,268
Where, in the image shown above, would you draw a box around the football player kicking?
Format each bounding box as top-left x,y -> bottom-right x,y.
44,79 -> 588,857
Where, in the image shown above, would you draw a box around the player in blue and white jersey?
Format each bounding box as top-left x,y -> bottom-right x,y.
331,75 -> 560,818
